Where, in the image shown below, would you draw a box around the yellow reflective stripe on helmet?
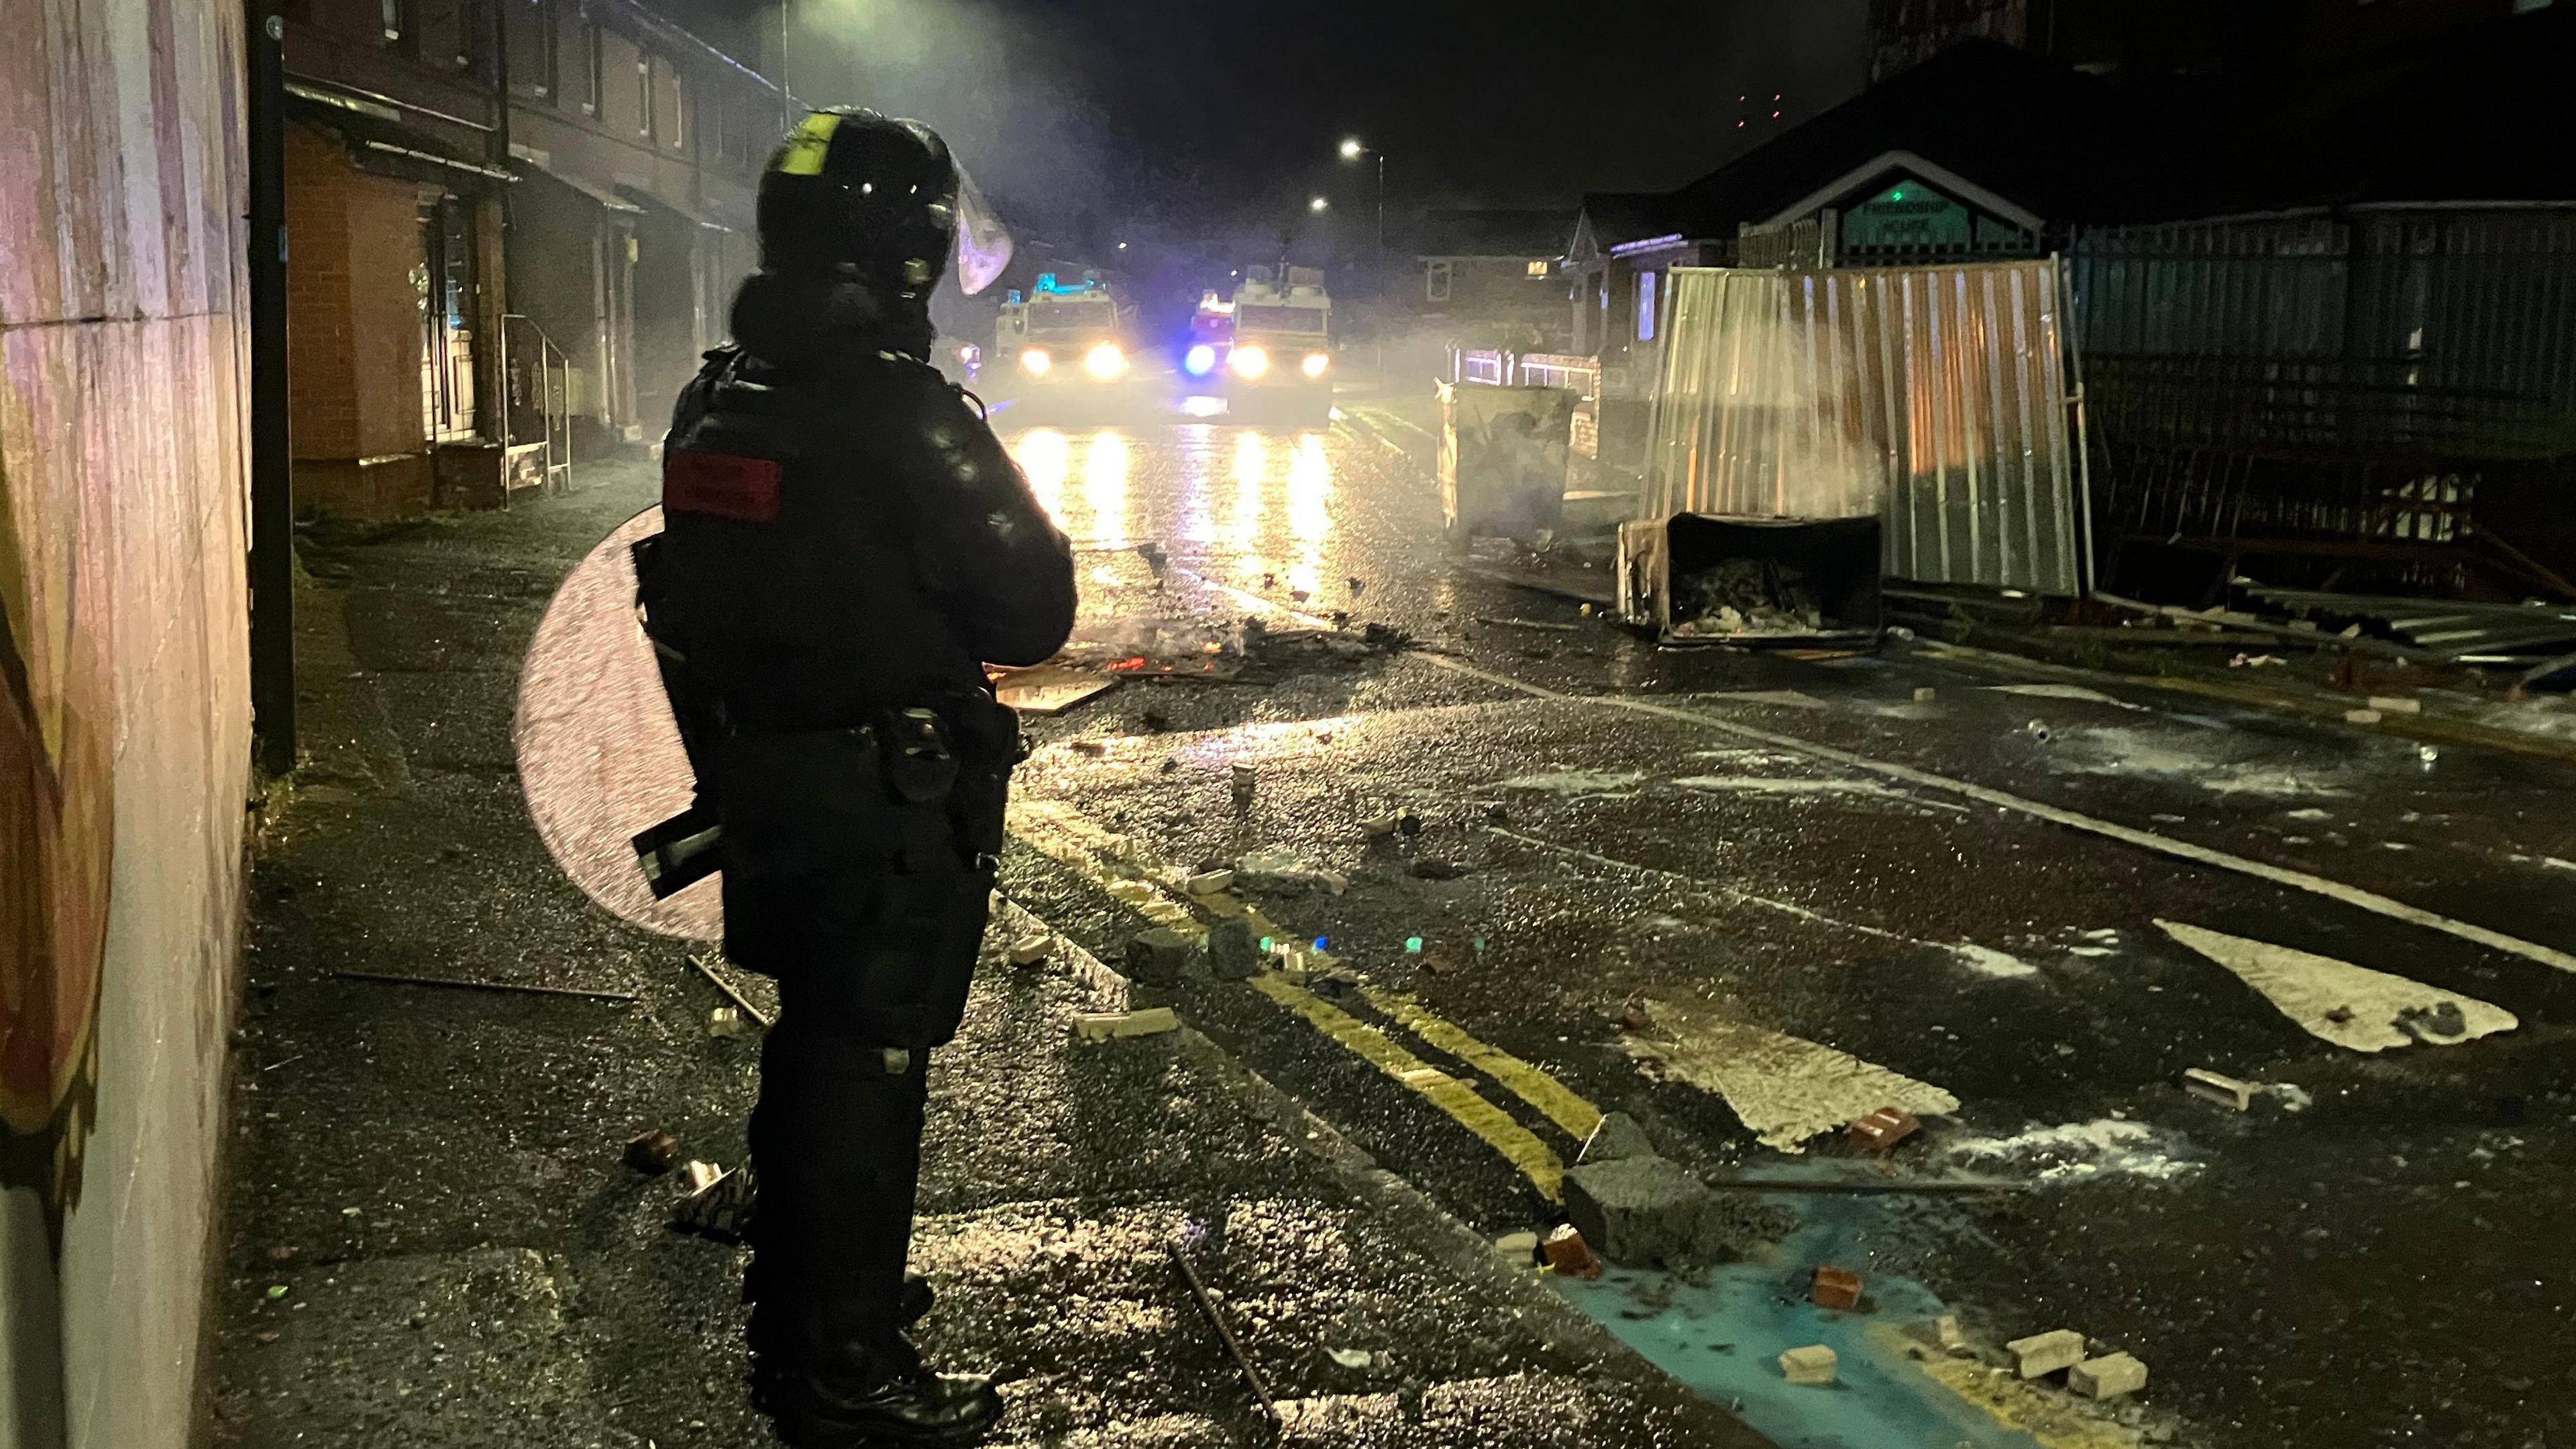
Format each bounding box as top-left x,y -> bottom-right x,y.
774,111 -> 842,176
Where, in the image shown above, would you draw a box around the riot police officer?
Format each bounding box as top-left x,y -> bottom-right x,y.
637,109 -> 1075,1446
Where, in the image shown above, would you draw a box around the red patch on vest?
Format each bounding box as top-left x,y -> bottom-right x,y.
663,450 -> 783,523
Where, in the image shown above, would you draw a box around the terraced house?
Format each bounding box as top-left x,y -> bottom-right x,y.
278,0 -> 782,518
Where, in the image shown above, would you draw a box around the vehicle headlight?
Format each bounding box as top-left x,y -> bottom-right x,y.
1082,342 -> 1128,380
1184,343 -> 1217,377
1230,345 -> 1271,379
1019,347 -> 1052,375
959,344 -> 981,368
1300,351 -> 1331,379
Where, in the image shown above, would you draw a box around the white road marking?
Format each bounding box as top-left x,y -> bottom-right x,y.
1623,998 -> 1959,1153
2156,920 -> 2520,1052
1988,683 -> 2147,710
1489,769 -> 1646,796
1415,653 -> 2576,975
1485,826 -> 2031,982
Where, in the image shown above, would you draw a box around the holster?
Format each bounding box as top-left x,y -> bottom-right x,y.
708,695 -> 1022,1049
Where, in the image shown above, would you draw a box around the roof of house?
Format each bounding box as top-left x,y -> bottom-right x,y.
1570,192 -> 1684,252
1659,40 -> 2207,239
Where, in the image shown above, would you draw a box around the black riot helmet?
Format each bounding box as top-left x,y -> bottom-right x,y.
756,109 -> 1010,299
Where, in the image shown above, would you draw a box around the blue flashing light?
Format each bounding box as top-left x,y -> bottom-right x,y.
1313,936 -> 1328,951
1034,272 -> 1057,292
1185,343 -> 1217,376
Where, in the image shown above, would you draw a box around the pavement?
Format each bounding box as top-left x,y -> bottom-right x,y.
210,387 -> 2576,1449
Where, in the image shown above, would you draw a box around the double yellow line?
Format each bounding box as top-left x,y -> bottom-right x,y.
1008,798 -> 1602,1199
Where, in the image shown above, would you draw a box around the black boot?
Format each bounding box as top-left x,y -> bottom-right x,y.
765,1356 -> 1003,1448
750,1273 -> 936,1410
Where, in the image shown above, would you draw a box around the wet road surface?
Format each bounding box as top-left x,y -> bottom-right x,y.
996,410 -> 2576,1449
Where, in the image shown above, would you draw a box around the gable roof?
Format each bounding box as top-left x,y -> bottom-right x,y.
1662,39 -> 2206,240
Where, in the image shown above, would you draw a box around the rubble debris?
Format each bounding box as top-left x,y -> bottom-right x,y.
1847,1106 -> 1922,1155
680,1159 -> 724,1195
1068,739 -> 1108,757
1203,919 -> 1260,981
1324,1347 -> 1383,1371
1232,847 -> 1349,896
708,1006 -> 750,1039
1172,1234 -> 1285,1430
2071,1352 -> 2149,1399
1811,1266 -> 1864,1311
675,1165 -> 757,1243
625,1131 -> 681,1175
1135,541 -> 1167,576
988,664 -> 1120,716
1671,559 -> 1827,639
1563,1155 -> 1720,1267
1407,857 -> 1466,881
1914,687 -> 1938,702
1779,1344 -> 1839,1387
1008,932 -> 1055,967
1474,616 -> 1581,633
1230,763 -> 1258,809
2008,1329 -> 2088,1380
1493,1230 -> 1540,1264
1934,1314 -> 1967,1352
1361,810 -> 1406,838
2344,708 -> 2383,724
2367,696 -> 2423,714
686,951 -> 775,1029
334,969 -> 639,1004
1125,928 -> 1201,985
1577,1111 -> 1656,1165
1183,867 -> 1236,896
1541,1224 -> 1603,1279
2025,720 -> 2053,743
2229,653 -> 2288,668
2182,1067 -> 2255,1111
1073,1007 -> 1181,1043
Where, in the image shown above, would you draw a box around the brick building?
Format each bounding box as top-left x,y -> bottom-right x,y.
279,0 -> 780,519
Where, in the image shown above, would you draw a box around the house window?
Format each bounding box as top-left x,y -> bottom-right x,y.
637,56 -> 653,138
381,0 -> 408,42
508,0 -> 556,97
579,20 -> 601,113
1638,270 -> 1657,342
1426,259 -> 1452,304
1526,259 -> 1550,277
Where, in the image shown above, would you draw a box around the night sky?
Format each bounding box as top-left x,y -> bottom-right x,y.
670,1 -> 1870,248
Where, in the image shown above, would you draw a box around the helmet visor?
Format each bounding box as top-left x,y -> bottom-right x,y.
950,162 -> 1013,296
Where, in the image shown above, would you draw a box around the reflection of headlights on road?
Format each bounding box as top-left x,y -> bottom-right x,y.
1230,345 -> 1271,379
1082,343 -> 1128,380
1301,351 -> 1332,379
1019,347 -> 1052,375
1184,344 -> 1217,377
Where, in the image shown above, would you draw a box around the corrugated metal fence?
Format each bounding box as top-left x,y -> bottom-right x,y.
1640,260 -> 2088,596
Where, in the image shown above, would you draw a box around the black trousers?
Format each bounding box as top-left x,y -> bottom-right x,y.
712,710 -> 1012,1377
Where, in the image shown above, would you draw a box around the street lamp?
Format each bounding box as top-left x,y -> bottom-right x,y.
1336,136 -> 1383,250
1308,196 -> 1330,213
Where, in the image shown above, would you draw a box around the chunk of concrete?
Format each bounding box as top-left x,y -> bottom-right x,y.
1811,1266 -> 1862,1311
1576,1111 -> 1655,1165
1006,932 -> 1055,967
1779,1344 -> 1838,1386
2070,1352 -> 2148,1399
1124,928 -> 1200,985
1933,1313 -> 1967,1352
1071,1007 -> 1179,1043
1204,918 -> 1261,981
2008,1328 -> 2087,1379
1562,1155 -> 1715,1267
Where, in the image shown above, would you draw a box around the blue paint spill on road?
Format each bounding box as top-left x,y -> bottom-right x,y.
1550,1195 -> 2048,1449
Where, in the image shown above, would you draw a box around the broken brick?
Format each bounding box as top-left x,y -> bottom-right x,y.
1071,1007 -> 1180,1043
1847,1106 -> 1921,1155
1811,1266 -> 1863,1311
2008,1328 -> 2087,1379
1779,1344 -> 1838,1386
624,1131 -> 680,1175
2070,1352 -> 2149,1399
1541,1224 -> 1602,1279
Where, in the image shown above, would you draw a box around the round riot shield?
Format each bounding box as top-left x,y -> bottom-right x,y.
513,506 -> 720,939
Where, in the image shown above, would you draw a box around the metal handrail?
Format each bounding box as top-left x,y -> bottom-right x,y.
500,313 -> 574,493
